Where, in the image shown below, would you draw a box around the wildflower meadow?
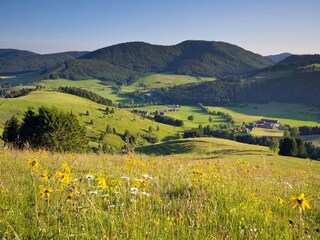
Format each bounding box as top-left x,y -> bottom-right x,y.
0,147 -> 319,239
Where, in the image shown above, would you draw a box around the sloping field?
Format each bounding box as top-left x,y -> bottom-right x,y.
0,91 -> 177,148
122,73 -> 216,92
136,137 -> 320,171
207,102 -> 320,127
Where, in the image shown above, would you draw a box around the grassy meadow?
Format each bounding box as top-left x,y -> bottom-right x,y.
121,74 -> 216,93
128,105 -> 224,129
206,102 -> 320,127
0,91 -> 177,148
39,79 -> 131,103
0,140 -> 319,239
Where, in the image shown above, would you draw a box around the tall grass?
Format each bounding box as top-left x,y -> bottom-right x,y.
0,147 -> 319,239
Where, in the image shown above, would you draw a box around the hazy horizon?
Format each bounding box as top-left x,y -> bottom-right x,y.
1,0 -> 319,55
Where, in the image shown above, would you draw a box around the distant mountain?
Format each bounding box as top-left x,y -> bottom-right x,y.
0,49 -> 37,58
277,54 -> 320,65
266,53 -> 292,63
47,40 -> 273,82
0,51 -> 89,74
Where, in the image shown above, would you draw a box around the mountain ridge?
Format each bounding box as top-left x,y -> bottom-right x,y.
47,40 -> 273,82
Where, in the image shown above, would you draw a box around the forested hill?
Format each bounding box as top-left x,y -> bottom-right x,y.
266,53 -> 292,63
79,40 -> 273,76
0,49 -> 37,58
0,51 -> 89,74
277,54 -> 320,65
155,61 -> 320,107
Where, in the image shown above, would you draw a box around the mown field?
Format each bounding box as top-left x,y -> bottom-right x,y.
0,139 -> 319,239
0,91 -> 177,148
206,102 -> 320,127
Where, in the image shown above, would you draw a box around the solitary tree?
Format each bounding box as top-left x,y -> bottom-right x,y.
188,115 -> 194,121
208,116 -> 213,123
269,138 -> 279,153
106,124 -> 112,134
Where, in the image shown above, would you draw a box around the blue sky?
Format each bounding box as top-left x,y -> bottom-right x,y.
0,0 -> 319,55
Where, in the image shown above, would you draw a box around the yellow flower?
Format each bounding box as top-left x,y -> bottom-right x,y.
192,169 -> 204,176
55,171 -> 71,185
276,197 -> 284,204
96,176 -> 107,189
61,162 -> 71,174
40,185 -> 53,198
28,158 -> 39,170
290,193 -> 311,211
41,170 -> 50,182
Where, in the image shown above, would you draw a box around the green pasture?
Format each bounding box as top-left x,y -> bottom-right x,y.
251,128 -> 284,137
39,79 -> 130,103
128,105 -> 224,129
136,137 -> 320,170
0,91 -> 177,148
247,69 -> 293,82
122,73 -> 216,92
206,102 -> 320,127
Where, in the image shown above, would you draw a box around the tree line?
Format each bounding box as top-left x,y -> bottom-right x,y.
58,87 -> 113,106
2,107 -> 88,152
154,114 -> 184,127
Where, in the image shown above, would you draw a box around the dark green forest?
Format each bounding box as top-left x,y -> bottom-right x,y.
57,86 -> 113,106
0,50 -> 88,74
2,107 -> 88,152
156,66 -> 320,107
46,40 -> 273,82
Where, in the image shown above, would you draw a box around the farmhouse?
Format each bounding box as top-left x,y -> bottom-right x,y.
253,119 -> 280,129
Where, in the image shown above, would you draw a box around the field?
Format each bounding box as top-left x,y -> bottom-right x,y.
206,102 -> 320,127
0,91 -> 177,148
128,105 -> 224,129
39,79 -> 130,103
251,128 -> 284,137
122,74 -> 216,93
1,140 -> 319,239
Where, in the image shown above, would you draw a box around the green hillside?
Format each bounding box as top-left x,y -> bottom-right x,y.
45,59 -> 137,84
48,40 -> 273,82
157,62 -> 320,107
277,54 -> 320,65
206,103 -> 320,127
0,91 -> 177,148
122,74 -> 216,92
136,137 -> 320,169
0,51 -> 88,74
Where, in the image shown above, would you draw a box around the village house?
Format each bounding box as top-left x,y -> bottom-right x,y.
253,119 -> 280,129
